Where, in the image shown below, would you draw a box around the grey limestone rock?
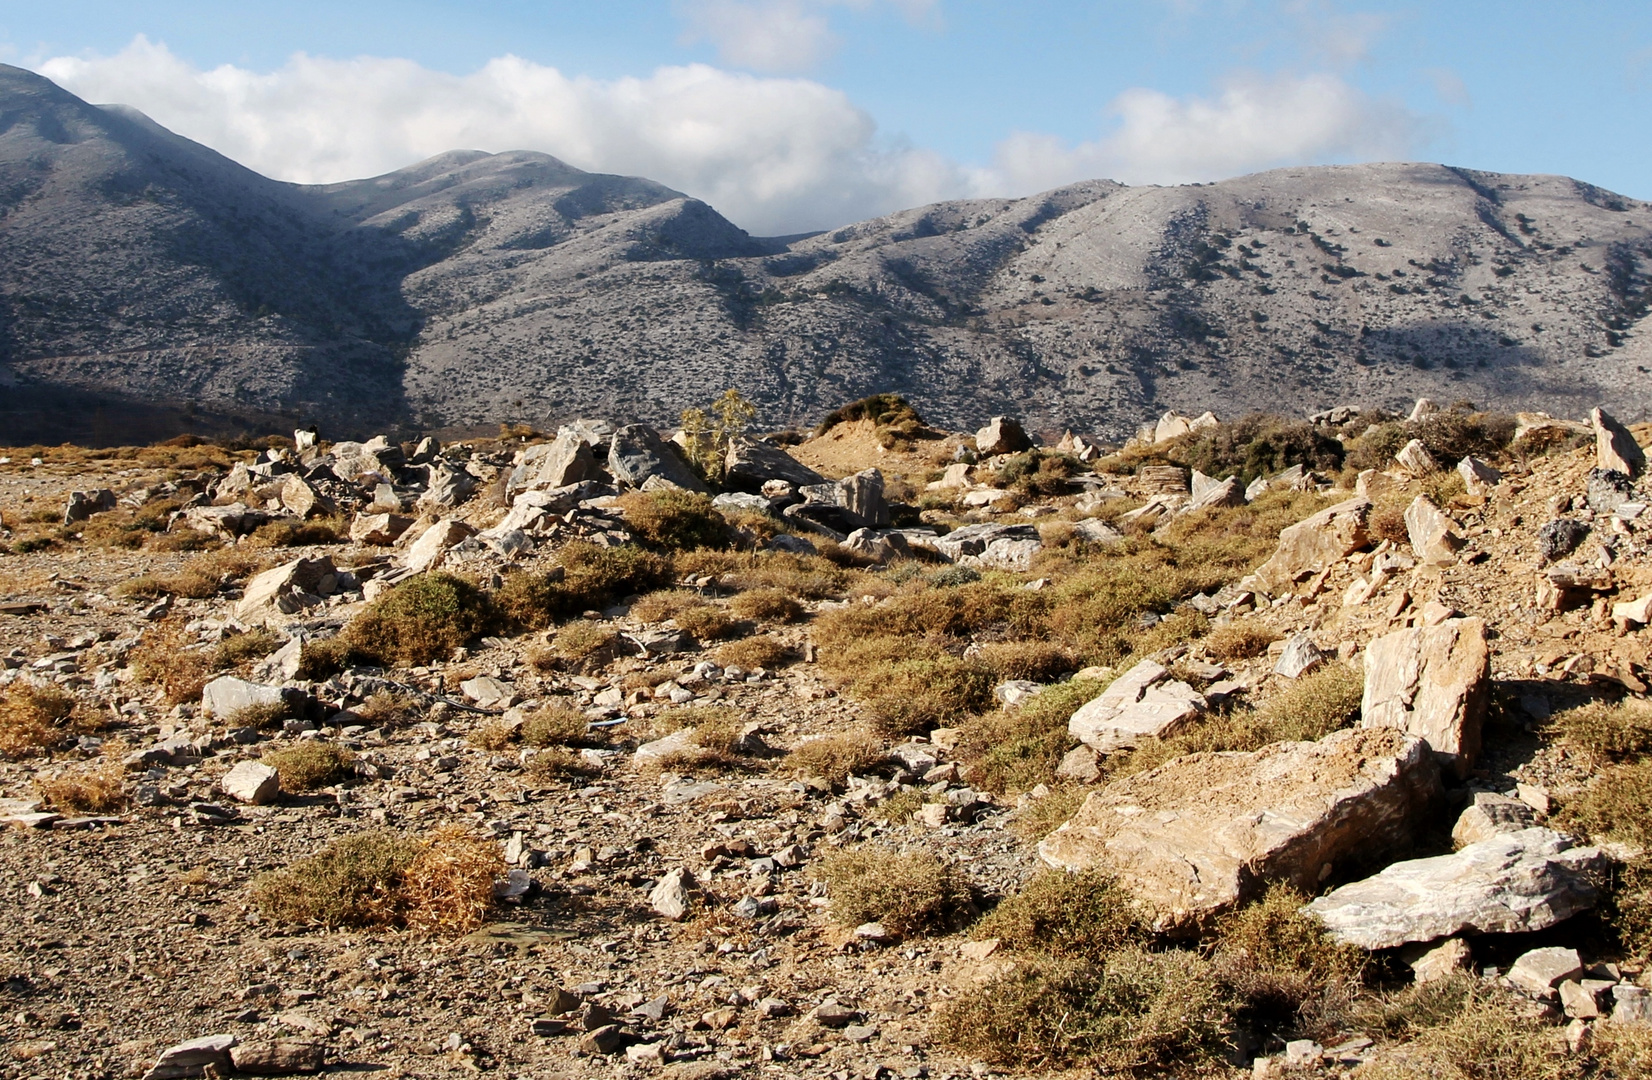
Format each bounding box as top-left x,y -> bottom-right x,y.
1306,829 -> 1605,950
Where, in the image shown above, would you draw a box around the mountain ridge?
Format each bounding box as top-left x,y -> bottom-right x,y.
2,63 -> 1649,444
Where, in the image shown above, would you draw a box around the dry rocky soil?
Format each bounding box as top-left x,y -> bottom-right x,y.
0,406 -> 1651,1080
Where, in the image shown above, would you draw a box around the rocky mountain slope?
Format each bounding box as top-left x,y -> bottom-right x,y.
2,406 -> 1651,1077
3,64 -> 1651,443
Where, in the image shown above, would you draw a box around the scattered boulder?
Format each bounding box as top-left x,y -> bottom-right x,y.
201,677 -> 291,721
975,416 -> 1032,456
649,867 -> 698,921
1361,617 -> 1489,778
507,433 -> 599,500
350,512 -> 414,546
1038,727 -> 1440,932
1507,947 -> 1584,999
419,462 -> 476,510
845,469 -> 893,528
230,1040 -> 325,1075
1457,456 -> 1502,497
1586,468 -> 1637,514
1250,496 -> 1370,594
1185,475 -> 1245,512
143,1034 -> 236,1080
1536,518 -> 1590,563
1054,744 -> 1102,784
1613,592 -> 1652,631
402,519 -> 476,573
1136,465 -> 1190,495
1273,632 -> 1325,680
1404,495 -> 1465,567
237,557 -> 336,620
1305,829 -> 1606,950
607,424 -> 709,493
1408,938 -> 1472,983
1394,439 -> 1439,476
1066,658 -> 1206,753
926,462 -> 975,491
181,502 -> 269,538
220,761 -> 281,806
460,676 -> 516,709
62,488 -> 116,524
279,474 -> 334,518
933,522 -> 1042,569
723,439 -> 826,493
1591,406 -> 1645,478
1451,791 -> 1538,848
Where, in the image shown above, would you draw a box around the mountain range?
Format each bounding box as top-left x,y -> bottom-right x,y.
2,63 -> 1650,445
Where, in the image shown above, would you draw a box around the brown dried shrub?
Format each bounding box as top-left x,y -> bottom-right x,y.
1203,621 -> 1281,661
786,729 -> 885,787
262,742 -> 356,792
729,587 -> 805,623
36,760 -> 127,813
715,635 -> 790,671
813,843 -> 972,935
0,684 -> 78,758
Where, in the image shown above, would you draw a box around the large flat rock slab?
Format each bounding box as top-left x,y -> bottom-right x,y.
1038,727 -> 1440,933
1306,828 -> 1607,950
1067,659 -> 1205,753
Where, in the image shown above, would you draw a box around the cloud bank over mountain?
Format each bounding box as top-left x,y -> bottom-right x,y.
38,33 -> 1424,234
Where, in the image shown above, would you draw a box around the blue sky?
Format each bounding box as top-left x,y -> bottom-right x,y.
4,1 -> 1649,234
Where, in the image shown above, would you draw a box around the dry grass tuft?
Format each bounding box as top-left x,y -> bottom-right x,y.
714,635 -> 791,670
467,719 -> 519,751
262,742 -> 356,792
250,827 -> 501,933
344,572 -> 492,666
251,830 -> 419,928
786,730 -> 885,787
36,760 -> 127,813
956,679 -> 1099,796
1352,978 -> 1580,1080
617,490 -> 730,551
1554,699 -> 1652,763
932,949 -> 1229,1071
1119,662 -> 1364,777
226,701 -> 289,730
1203,621 -> 1281,661
524,747 -> 603,781
974,869 -> 1145,957
398,825 -> 504,935
1010,784 -> 1089,844
521,703 -> 593,747
0,685 -> 75,758
1212,886 -> 1363,1043
352,691 -> 423,727
674,603 -> 742,642
813,843 -> 971,935
541,620 -> 624,673
729,588 -> 805,623
973,640 -> 1076,682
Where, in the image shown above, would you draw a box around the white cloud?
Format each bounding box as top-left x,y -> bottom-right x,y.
675,0 -> 939,74
33,37 -> 1426,235
37,35 -> 965,235
986,71 -> 1422,193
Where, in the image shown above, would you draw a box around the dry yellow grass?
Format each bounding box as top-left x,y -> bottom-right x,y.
250,826 -> 503,934
35,760 -> 127,813
786,730 -> 885,787
0,684 -> 78,759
